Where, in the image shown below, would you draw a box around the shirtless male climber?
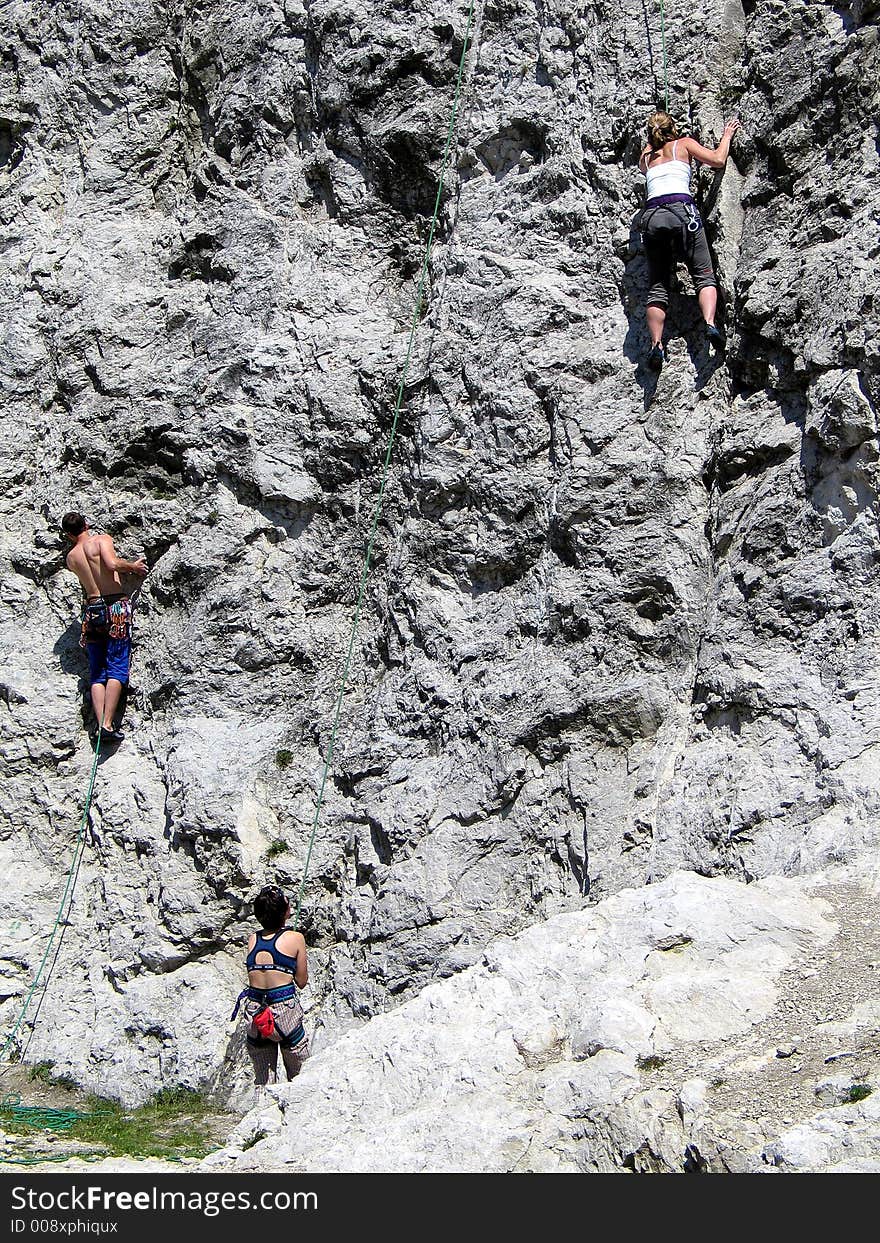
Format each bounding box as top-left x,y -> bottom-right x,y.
61,512 -> 148,744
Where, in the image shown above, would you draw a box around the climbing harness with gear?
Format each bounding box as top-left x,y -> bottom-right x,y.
683,202 -> 702,232
637,199 -> 703,250
79,594 -> 132,648
231,984 -> 305,1048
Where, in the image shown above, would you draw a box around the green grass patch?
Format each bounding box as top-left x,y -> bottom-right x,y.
27,1062 -> 77,1091
266,838 -> 288,860
275,749 -> 293,769
242,1129 -> 267,1152
636,1055 -> 665,1072
844,1083 -> 873,1105
0,1087 -> 216,1163
67,1088 -> 214,1160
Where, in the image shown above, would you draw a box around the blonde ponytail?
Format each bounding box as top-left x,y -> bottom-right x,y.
646,111 -> 679,151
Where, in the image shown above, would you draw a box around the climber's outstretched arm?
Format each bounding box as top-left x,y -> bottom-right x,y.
98,533 -> 148,578
681,119 -> 740,170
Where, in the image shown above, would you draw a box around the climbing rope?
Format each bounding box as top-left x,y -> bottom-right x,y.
293,0 -> 479,924
0,1093 -> 106,1133
0,733 -> 102,1064
659,0 -> 670,111
0,1093 -> 111,1166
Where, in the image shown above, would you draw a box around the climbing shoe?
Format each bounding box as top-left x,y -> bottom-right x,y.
99,727 -> 125,744
647,343 -> 665,371
707,323 -> 726,351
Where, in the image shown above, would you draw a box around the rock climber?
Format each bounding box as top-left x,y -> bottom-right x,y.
232,885 -> 310,1085
61,512 -> 148,744
638,111 -> 740,369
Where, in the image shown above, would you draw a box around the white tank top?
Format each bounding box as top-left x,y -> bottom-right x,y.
645,140 -> 691,200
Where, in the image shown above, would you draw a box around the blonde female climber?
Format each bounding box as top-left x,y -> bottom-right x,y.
638,111 -> 740,369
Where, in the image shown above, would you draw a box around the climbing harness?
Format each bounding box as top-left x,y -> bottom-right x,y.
638,200 -> 702,244
82,599 -> 110,637
291,0 -> 479,926
79,594 -> 132,648
232,984 -> 306,1050
0,733 -> 102,1065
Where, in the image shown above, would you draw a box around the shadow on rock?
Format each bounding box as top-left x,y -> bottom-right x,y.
684,314 -> 728,391
55,621 -> 132,754
53,619 -> 86,678
622,218 -> 662,410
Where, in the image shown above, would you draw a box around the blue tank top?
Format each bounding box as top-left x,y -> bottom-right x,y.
245,928 -> 299,976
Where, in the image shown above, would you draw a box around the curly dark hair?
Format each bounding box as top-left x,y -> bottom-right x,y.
254,885 -> 289,931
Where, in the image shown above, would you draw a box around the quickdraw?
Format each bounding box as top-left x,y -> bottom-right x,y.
683,202 -> 702,233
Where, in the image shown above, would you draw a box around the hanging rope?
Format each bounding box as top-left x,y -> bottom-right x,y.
293,0 -> 479,924
0,734 -> 102,1064
659,0 -> 670,111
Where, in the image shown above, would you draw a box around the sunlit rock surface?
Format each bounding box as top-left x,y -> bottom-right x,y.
0,0 -> 877,1137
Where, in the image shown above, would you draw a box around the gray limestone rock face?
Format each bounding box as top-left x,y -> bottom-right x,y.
0,0 -> 878,1131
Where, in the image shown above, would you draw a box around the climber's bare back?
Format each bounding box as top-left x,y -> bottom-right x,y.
67,533 -> 131,599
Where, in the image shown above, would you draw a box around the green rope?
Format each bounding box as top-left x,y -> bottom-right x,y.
293,0 -> 478,925
0,1094 -> 109,1165
0,733 -> 102,1063
0,1154 -> 90,1165
0,1154 -> 100,1165
659,0 -> 669,111
0,1093 -> 107,1133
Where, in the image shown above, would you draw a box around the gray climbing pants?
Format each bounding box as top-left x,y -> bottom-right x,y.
641,201 -> 716,308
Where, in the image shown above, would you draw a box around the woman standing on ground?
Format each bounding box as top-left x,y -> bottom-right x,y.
234,885 -> 310,1085
638,111 -> 740,369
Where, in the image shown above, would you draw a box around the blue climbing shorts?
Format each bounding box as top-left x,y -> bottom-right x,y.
86,636 -> 132,686
80,595 -> 133,686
